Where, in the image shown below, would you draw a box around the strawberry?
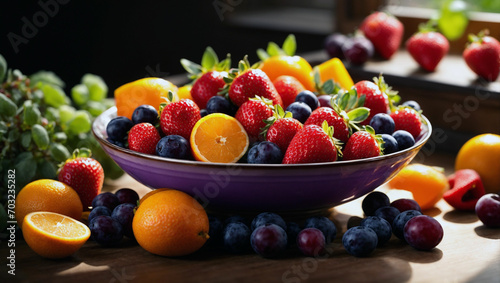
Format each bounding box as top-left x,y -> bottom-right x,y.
406,23 -> 449,72
262,105 -> 302,153
273,75 -> 305,108
222,57 -> 283,107
390,107 -> 422,139
235,97 -> 274,141
353,80 -> 389,125
128,122 -> 161,155
58,148 -> 104,209
359,11 -> 404,59
181,46 -> 231,109
443,169 -> 486,211
283,122 -> 341,164
305,107 -> 349,142
463,30 -> 500,81
160,96 -> 201,140
342,127 -> 383,161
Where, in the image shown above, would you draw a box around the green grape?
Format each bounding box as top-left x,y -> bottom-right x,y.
40,83 -> 69,108
32,124 -> 50,150
82,74 -> 108,102
23,100 -> 42,126
59,105 -> 76,124
20,131 -> 31,149
14,152 -> 37,189
438,0 -> 469,41
0,92 -> 18,118
85,100 -> 106,117
67,110 -> 91,135
0,54 -> 6,82
45,107 -> 60,122
30,70 -> 65,88
49,143 -> 70,162
71,83 -> 90,106
38,159 -> 57,179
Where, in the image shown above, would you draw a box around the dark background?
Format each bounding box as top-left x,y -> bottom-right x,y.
0,1 -> 333,92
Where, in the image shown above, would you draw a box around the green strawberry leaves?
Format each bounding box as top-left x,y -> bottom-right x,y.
257,34 -> 297,61
181,47 -> 231,80
313,66 -> 341,95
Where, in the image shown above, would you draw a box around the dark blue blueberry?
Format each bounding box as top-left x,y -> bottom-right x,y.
156,135 -> 191,160
108,138 -> 126,148
402,100 -> 421,111
295,90 -> 319,111
251,212 -> 287,231
223,222 -> 251,253
286,222 -> 301,248
374,206 -> 400,224
92,192 -> 120,211
115,188 -> 139,205
286,101 -> 312,124
224,215 -> 249,227
381,134 -> 398,155
392,210 -> 423,240
304,216 -> 337,243
250,224 -> 287,257
369,113 -> 395,135
361,216 -> 392,247
106,116 -> 133,143
206,96 -> 234,116
132,105 -> 158,125
342,226 -> 378,257
88,206 -> 111,223
247,141 -> 283,164
89,215 -> 123,246
200,109 -> 209,117
111,203 -> 135,239
207,215 -> 224,246
362,191 -> 390,216
392,130 -> 415,151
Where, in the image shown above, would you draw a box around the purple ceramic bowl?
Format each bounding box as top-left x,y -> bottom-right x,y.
93,107 -> 431,213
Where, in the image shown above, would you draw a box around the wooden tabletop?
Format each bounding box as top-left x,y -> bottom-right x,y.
3,151 -> 500,283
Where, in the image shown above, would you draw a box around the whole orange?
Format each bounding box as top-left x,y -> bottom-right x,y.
260,55 -> 315,91
132,190 -> 209,257
455,134 -> 500,193
138,188 -> 169,206
15,179 -> 83,226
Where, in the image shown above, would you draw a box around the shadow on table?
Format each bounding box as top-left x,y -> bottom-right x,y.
442,210 -> 478,224
474,225 -> 500,240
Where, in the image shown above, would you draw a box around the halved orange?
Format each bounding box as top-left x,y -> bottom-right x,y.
22,211 -> 90,259
190,113 -> 249,163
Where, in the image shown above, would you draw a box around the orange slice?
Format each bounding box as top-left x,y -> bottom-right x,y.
317,57 -> 354,90
22,211 -> 90,259
260,55 -> 315,91
190,113 -> 249,163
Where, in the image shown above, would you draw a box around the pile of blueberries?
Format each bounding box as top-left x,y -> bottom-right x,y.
87,189 -> 139,246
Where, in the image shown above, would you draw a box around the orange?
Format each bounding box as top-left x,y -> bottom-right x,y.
317,57 -> 354,90
138,188 -> 169,206
260,55 -> 315,91
455,134 -> 500,193
190,113 -> 249,163
132,190 -> 209,257
15,179 -> 83,227
22,211 -> 90,259
114,77 -> 178,119
177,85 -> 193,101
388,164 -> 449,210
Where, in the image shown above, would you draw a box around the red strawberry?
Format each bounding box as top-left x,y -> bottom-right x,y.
58,148 -> 104,209
223,57 -> 283,107
262,105 -> 303,153
443,169 -> 486,211
342,128 -> 382,161
305,107 -> 349,142
390,107 -> 422,139
359,11 -> 404,59
273,75 -> 305,108
283,122 -> 340,164
353,80 -> 389,125
463,30 -> 500,81
235,97 -> 274,141
160,98 -> 201,140
406,27 -> 449,72
128,122 -> 161,154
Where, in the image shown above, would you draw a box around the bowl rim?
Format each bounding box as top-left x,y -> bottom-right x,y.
92,106 -> 432,169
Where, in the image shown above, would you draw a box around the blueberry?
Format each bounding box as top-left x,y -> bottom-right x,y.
247,141 -> 283,164
115,188 -> 139,205
224,215 -> 249,227
286,222 -> 301,248
286,101 -> 312,124
251,212 -> 287,231
106,116 -> 133,143
304,216 -> 337,243
392,210 -> 423,240
250,224 -> 287,257
362,191 -> 390,216
207,215 -> 224,246
402,100 -> 421,111
108,138 -> 126,148
92,192 -> 120,211
200,109 -> 209,117
89,215 -> 123,246
223,222 -> 251,253
295,90 -> 319,111
361,216 -> 392,247
206,96 -> 235,116
370,113 -> 395,135
392,130 -> 415,150
374,206 -> 400,224
111,203 -> 135,239
156,135 -> 191,160
342,226 -> 378,257
88,206 -> 111,223
132,105 -> 158,125
381,134 -> 398,155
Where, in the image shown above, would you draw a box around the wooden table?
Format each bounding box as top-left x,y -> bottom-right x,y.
3,151 -> 500,283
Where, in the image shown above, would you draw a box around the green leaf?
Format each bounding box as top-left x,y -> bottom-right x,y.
67,110 -> 91,135
0,92 -> 18,117
322,80 -> 335,95
53,132 -> 67,143
20,131 -> 31,149
0,121 -> 7,135
358,94 -> 366,108
267,42 -> 283,57
282,34 -> 297,56
38,159 -> 57,180
23,100 -> 42,126
71,84 -> 90,106
180,59 -> 203,76
201,46 -> 219,70
41,83 -> 68,108
7,128 -> 20,142
339,91 -> 350,110
14,152 -> 37,188
85,100 -> 107,117
59,105 -> 76,124
49,143 -> 70,162
0,54 -> 7,82
82,74 -> 108,102
32,124 -> 50,150
30,70 -> 65,88
256,48 -> 269,61
216,54 -> 231,71
347,107 -> 370,123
